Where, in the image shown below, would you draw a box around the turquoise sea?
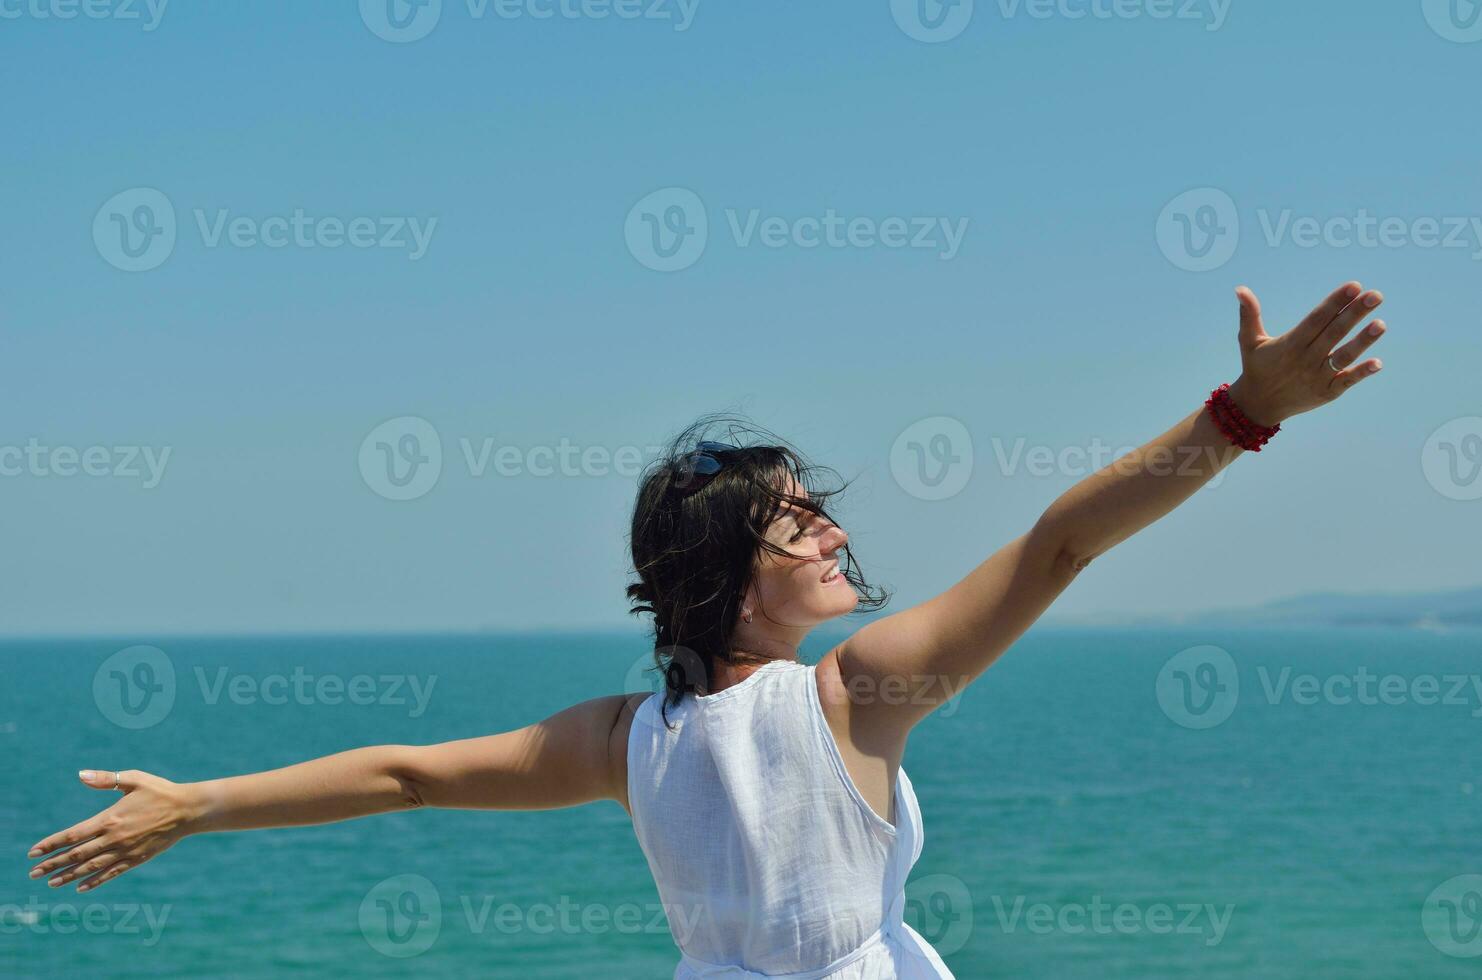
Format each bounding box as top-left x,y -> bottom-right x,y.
2,627 -> 1479,978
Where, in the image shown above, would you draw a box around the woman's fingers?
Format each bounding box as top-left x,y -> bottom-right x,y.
76,858 -> 136,894
1310,289 -> 1383,352
27,769 -> 145,858
27,815 -> 105,859
44,850 -> 122,889
79,768 -> 144,792
78,769 -> 120,791
1327,357 -> 1383,396
30,836 -> 112,880
1326,320 -> 1387,372
1236,285 -> 1267,349
1291,281 -> 1363,344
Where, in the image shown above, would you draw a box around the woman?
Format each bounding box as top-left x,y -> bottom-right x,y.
28,283 -> 1388,977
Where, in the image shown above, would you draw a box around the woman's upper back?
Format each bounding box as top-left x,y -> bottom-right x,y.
624,658 -> 952,978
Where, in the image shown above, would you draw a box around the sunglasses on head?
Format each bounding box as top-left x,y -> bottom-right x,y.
672,440 -> 737,494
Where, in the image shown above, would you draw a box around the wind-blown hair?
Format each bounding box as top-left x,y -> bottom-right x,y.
626,416 -> 888,720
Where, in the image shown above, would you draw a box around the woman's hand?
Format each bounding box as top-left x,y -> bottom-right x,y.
1227,282 -> 1388,427
27,769 -> 201,893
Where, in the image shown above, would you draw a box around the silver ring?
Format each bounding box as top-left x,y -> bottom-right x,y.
112,771 -> 120,791
1326,355 -> 1342,374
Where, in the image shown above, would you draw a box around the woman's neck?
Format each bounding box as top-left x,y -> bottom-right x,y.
729,625 -> 805,663
708,631 -> 804,693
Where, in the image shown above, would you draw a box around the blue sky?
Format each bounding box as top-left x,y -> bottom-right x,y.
3,0 -> 1479,634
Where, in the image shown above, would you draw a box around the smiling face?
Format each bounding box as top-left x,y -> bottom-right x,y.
745,475 -> 859,629
629,425 -> 889,706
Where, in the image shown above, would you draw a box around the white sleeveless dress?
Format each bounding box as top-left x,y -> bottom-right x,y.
627,658 -> 956,979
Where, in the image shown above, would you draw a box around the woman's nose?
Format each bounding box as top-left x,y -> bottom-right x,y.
821,524 -> 848,552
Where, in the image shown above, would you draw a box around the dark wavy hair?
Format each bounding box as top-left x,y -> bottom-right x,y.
626,416 -> 889,720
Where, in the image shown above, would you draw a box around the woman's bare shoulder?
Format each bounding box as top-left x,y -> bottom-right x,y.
814,647 -> 910,761
608,692 -> 655,814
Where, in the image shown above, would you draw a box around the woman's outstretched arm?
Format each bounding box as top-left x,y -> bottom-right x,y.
828,282 -> 1388,734
27,693 -> 645,893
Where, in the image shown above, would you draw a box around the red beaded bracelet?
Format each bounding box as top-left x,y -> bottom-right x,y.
1205,383 -> 1280,452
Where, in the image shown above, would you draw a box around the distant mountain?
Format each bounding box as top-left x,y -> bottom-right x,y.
1047,586 -> 1482,630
